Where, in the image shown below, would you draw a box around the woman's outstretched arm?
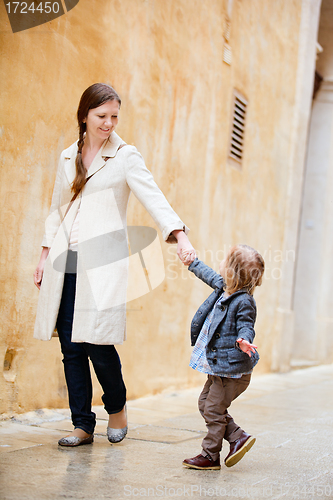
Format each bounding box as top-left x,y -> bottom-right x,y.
125,147 -> 196,263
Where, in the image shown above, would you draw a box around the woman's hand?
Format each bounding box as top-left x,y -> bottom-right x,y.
33,247 -> 50,290
236,338 -> 257,358
172,230 -> 197,265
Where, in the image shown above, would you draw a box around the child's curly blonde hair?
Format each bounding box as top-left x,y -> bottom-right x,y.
224,244 -> 265,296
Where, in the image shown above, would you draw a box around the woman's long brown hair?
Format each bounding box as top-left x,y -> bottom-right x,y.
72,83 -> 121,196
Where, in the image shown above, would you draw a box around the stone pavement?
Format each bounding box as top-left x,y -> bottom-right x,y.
0,365 -> 333,500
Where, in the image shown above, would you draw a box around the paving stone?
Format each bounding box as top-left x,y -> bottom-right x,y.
0,365 -> 333,500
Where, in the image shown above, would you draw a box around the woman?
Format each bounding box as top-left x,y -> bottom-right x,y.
34,83 -> 195,447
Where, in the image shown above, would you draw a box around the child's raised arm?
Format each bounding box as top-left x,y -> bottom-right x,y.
188,258 -> 225,290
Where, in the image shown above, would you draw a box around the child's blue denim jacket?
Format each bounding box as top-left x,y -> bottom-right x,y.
188,259 -> 259,376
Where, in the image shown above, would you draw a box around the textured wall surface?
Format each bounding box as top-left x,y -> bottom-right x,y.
293,0 -> 333,366
0,0 -> 316,414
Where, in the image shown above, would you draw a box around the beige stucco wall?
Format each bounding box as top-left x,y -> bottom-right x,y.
0,0 -> 320,414
293,0 -> 333,367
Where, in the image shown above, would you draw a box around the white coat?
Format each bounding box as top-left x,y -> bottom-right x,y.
34,132 -> 188,345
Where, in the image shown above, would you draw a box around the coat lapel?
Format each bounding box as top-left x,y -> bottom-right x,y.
64,143 -> 78,186
87,132 -> 124,177
207,306 -> 227,343
207,289 -> 248,342
64,132 -> 125,186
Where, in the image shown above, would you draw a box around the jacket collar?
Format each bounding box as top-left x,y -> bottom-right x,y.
64,132 -> 124,186
219,288 -> 249,303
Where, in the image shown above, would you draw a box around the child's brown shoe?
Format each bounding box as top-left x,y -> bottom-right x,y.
182,453 -> 221,470
224,432 -> 256,467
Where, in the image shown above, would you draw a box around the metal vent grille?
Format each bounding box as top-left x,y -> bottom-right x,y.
229,93 -> 247,164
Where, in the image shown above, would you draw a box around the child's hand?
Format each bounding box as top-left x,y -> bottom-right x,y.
236,338 -> 257,357
181,249 -> 197,266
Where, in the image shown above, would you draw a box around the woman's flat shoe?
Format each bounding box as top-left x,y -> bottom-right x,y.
107,426 -> 127,443
107,405 -> 128,443
58,434 -> 94,447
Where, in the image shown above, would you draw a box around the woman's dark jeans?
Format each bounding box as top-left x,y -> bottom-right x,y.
56,271 -> 127,434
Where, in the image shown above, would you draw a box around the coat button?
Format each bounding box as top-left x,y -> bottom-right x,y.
211,347 -> 217,352
220,305 -> 226,311
215,333 -> 220,339
212,358 -> 217,364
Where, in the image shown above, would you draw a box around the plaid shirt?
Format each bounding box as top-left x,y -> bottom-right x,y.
189,294 -> 252,379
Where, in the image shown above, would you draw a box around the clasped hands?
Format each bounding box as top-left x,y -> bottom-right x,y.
173,229 -> 197,266
180,248 -> 197,265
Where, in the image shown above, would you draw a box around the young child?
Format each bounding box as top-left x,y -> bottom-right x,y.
182,244 -> 265,470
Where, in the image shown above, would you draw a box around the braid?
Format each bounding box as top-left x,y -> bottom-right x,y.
72,123 -> 86,196
77,127 -> 85,154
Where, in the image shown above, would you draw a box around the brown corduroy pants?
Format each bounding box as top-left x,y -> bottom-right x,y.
198,373 -> 251,461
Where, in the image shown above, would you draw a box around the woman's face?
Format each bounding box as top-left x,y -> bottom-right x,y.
83,100 -> 120,143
